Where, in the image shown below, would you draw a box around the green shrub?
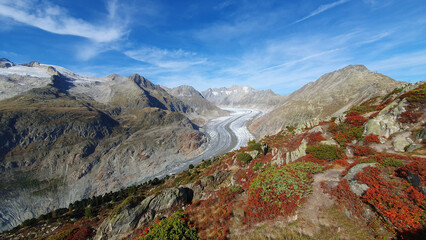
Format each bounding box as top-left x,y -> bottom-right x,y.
228,185 -> 243,194
128,184 -> 137,196
253,162 -> 263,172
137,210 -> 199,239
380,157 -> 404,168
286,126 -> 296,133
188,164 -> 194,170
305,144 -> 343,161
207,175 -> 214,181
84,207 -> 96,218
248,142 -> 262,152
237,153 -> 253,164
346,106 -> 368,115
22,218 -> 37,227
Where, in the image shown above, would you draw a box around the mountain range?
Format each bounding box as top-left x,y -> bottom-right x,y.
202,85 -> 287,110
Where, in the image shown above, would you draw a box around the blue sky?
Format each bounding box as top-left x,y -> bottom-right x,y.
0,0 -> 425,94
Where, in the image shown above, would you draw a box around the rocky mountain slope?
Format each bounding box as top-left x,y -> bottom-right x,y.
162,85 -> 229,124
249,65 -> 405,138
202,85 -> 287,110
2,81 -> 424,240
0,60 -> 208,232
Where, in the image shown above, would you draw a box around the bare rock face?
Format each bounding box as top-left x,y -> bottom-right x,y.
94,188 -> 193,240
250,65 -> 404,138
0,61 -> 207,232
202,85 -> 287,110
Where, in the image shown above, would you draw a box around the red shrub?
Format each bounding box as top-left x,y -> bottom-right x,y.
334,159 -> 349,167
344,115 -> 368,126
364,134 -> 380,144
357,166 -> 425,232
65,227 -> 94,240
353,145 -> 376,156
306,131 -> 326,145
398,111 -> 422,123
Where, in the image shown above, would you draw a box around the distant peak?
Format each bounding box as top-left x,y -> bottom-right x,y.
341,64 -> 369,72
105,73 -> 121,80
22,61 -> 41,67
0,58 -> 15,68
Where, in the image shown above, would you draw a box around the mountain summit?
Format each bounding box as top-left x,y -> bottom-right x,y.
249,65 -> 405,138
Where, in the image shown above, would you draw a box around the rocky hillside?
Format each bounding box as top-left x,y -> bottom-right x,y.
249,65 -> 405,138
202,85 -> 287,110
0,60 -> 208,232
163,85 -> 229,124
2,81 -> 424,239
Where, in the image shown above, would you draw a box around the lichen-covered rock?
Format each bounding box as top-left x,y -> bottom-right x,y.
392,134 -> 412,152
285,139 -> 308,164
271,148 -> 284,166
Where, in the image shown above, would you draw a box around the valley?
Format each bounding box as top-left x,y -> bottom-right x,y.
156,108 -> 264,179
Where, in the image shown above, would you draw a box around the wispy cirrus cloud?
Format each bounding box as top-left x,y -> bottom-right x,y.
293,0 -> 350,24
0,0 -> 128,43
124,47 -> 207,71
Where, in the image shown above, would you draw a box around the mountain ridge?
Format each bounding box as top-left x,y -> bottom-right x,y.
202,85 -> 287,110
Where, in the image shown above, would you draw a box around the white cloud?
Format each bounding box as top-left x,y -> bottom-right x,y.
0,0 -> 127,43
124,47 -> 207,70
293,0 -> 350,24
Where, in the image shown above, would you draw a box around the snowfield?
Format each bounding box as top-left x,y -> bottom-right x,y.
0,65 -> 51,78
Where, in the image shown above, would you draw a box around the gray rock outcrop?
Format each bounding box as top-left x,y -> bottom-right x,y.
364,99 -> 407,138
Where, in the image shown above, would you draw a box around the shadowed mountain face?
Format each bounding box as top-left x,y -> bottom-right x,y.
0,61 -> 207,232
202,85 -> 287,110
249,65 -> 405,138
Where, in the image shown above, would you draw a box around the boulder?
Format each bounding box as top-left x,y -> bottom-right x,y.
247,150 -> 259,159
260,142 -> 269,155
